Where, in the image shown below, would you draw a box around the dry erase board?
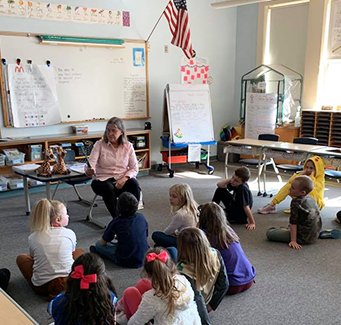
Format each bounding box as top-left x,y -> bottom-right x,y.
0,34 -> 149,126
165,84 -> 215,144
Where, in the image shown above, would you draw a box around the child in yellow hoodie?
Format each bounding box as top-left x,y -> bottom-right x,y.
258,155 -> 325,214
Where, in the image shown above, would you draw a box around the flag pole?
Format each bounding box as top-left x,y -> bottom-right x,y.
146,1 -> 170,42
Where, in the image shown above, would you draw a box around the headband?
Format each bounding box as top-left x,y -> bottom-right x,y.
146,251 -> 168,263
70,265 -> 97,290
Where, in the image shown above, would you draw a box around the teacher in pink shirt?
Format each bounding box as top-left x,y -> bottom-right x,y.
85,117 -> 140,219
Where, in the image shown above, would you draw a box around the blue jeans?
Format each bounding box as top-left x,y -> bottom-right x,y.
152,231 -> 177,248
95,240 -> 118,263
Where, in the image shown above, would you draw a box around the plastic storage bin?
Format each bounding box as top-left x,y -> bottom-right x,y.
0,154 -> 5,166
0,176 -> 8,191
3,175 -> 24,189
5,152 -> 25,166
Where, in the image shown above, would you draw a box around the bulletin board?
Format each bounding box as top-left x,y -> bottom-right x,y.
0,33 -> 149,127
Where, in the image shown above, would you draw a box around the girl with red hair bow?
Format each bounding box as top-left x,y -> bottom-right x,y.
118,247 -> 201,325
48,253 -> 118,325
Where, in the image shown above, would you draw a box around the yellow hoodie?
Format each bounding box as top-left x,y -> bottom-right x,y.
272,155 -> 325,210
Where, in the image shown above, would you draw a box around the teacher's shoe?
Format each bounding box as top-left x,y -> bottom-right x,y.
258,204 -> 276,214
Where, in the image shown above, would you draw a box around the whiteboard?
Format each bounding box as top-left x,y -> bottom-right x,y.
245,92 -> 277,139
0,34 -> 149,125
166,84 -> 215,144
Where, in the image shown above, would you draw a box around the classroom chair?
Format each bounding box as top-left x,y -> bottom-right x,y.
276,137 -> 318,173
325,170 -> 341,183
239,133 -> 281,196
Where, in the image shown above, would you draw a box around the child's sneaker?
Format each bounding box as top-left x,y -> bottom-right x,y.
258,204 -> 276,214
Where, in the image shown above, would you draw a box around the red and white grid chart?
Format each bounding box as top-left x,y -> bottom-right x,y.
180,57 -> 209,85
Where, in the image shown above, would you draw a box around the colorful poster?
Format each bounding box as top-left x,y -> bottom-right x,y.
0,0 -> 129,26
181,57 -> 210,85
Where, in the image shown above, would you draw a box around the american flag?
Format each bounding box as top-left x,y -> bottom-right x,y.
164,0 -> 195,59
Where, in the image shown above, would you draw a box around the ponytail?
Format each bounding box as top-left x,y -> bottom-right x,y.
29,198 -> 64,232
144,248 -> 181,315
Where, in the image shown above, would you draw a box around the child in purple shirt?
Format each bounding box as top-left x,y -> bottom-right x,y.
199,202 -> 256,295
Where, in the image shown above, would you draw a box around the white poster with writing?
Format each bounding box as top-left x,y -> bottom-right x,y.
7,64 -> 61,127
245,92 -> 277,139
168,84 -> 215,144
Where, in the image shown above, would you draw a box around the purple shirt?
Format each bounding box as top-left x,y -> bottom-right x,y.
88,139 -> 138,181
217,241 -> 256,286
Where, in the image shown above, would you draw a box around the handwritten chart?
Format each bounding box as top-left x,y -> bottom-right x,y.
245,93 -> 277,139
330,0 -> 341,57
7,64 -> 61,127
167,84 -> 215,144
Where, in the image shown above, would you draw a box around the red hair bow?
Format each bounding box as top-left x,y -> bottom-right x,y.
70,265 -> 97,290
146,251 -> 168,263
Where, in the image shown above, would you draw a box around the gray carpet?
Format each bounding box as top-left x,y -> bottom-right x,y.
1,161 -> 341,325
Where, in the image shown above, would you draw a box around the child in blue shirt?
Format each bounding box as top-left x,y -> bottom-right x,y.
90,192 -> 148,268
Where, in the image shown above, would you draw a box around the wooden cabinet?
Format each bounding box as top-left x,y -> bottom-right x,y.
0,129 -> 151,189
301,110 -> 341,147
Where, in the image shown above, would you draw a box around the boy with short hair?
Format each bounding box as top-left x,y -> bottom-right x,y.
212,166 -> 256,231
266,175 -> 322,250
90,192 -> 149,268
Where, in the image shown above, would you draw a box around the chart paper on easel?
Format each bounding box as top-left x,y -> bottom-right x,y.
245,93 -> 277,139
167,84 -> 215,144
7,64 -> 61,127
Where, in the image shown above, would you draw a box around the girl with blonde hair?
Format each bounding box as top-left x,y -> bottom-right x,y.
16,198 -> 84,300
199,202 -> 256,295
177,228 -> 228,312
152,183 -> 198,248
119,247 -> 201,325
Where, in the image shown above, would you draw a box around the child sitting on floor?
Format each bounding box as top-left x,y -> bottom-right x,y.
258,155 -> 325,214
90,192 -> 148,268
119,247 -> 201,325
16,199 -> 84,300
266,175 -> 322,250
48,253 -> 118,325
177,228 -> 229,313
199,202 -> 256,295
212,166 -> 256,230
152,183 -> 199,248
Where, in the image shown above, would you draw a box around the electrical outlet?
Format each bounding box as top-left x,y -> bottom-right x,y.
164,45 -> 168,53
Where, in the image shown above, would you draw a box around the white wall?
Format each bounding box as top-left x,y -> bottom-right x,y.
234,4 -> 258,120
0,0 -> 238,164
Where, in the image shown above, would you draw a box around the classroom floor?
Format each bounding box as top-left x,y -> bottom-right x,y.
1,161 -> 341,325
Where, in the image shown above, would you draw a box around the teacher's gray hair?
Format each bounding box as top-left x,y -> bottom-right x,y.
103,117 -> 128,145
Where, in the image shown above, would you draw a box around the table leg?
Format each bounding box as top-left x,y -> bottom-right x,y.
225,151 -> 230,179
23,176 -> 31,216
46,182 -> 51,200
257,153 -> 262,196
